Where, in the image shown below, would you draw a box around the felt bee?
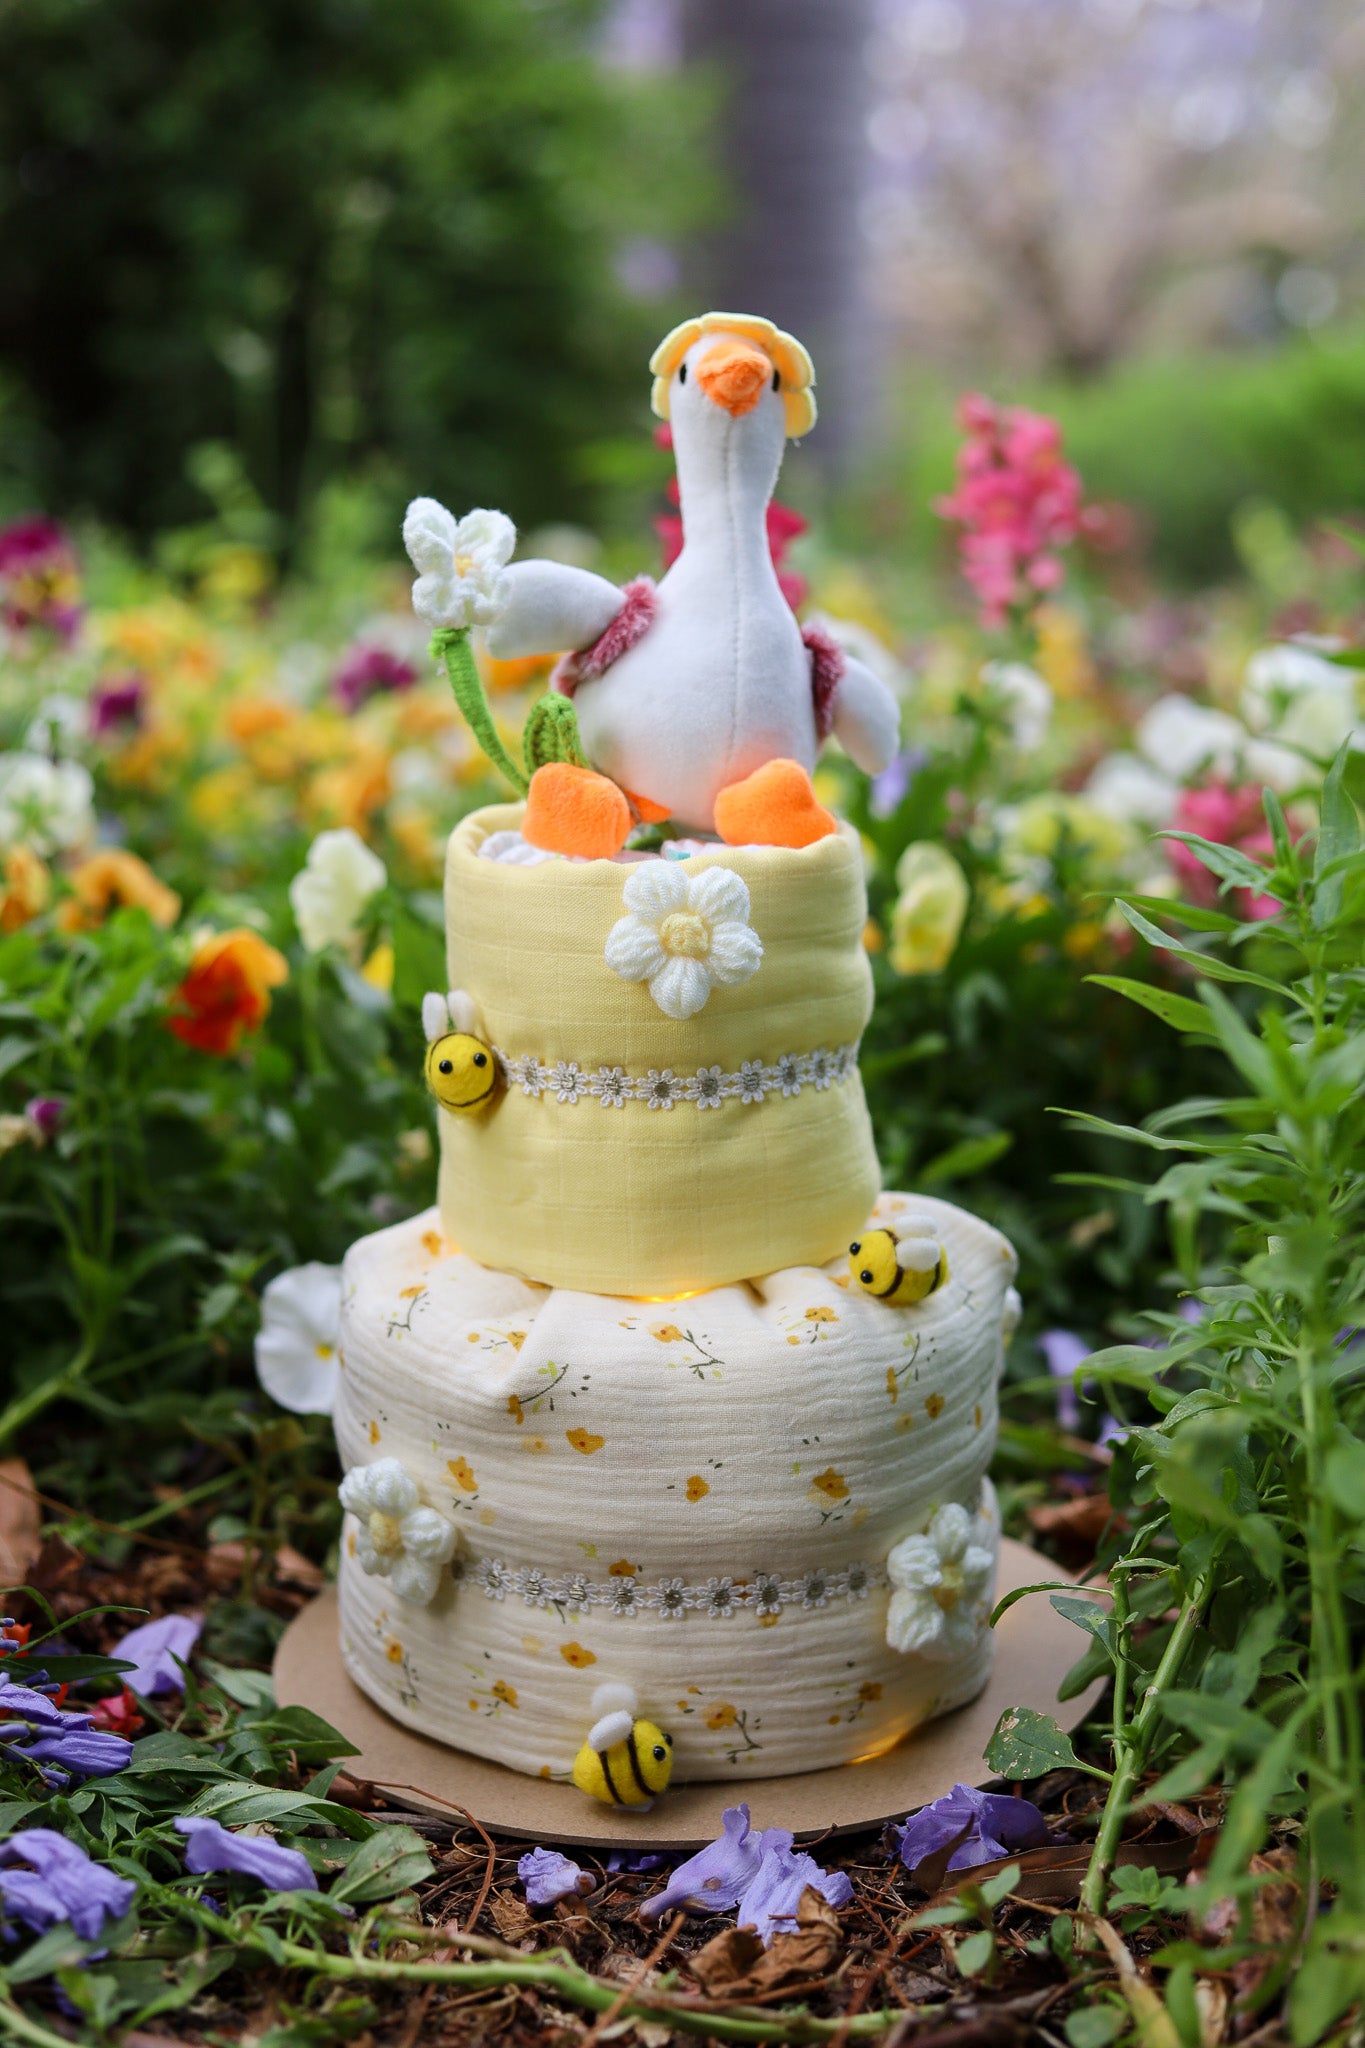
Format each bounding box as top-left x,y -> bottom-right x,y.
849,1215 -> 949,1307
421,990 -> 500,1114
571,1683 -> 674,1809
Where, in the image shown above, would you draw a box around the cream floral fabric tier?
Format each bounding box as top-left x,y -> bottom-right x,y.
334,1194 -> 1017,1782
436,805 -> 881,1296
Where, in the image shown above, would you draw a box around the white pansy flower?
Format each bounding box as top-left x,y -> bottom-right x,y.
980,660 -> 1052,753
289,828 -> 387,953
338,1457 -> 457,1606
402,498 -> 516,630
254,1262 -> 344,1415
1083,754 -> 1177,829
886,1502 -> 993,1659
1135,696 -> 1245,780
1242,643 -> 1364,758
0,752 -> 94,855
24,695 -> 87,755
604,862 -> 762,1021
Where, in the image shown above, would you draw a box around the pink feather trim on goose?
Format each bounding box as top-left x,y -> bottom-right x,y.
551,577 -> 658,697
802,621 -> 846,743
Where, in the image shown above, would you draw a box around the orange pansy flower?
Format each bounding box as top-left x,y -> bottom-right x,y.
167,928 -> 288,1056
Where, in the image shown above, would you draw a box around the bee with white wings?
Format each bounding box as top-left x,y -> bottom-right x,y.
848,1214 -> 948,1306
421,990 -> 501,1115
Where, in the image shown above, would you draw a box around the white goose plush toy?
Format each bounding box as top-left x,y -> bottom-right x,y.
478,312 -> 900,858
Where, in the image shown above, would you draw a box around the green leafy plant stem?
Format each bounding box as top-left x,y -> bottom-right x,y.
264,1933 -> 907,2043
1079,1571 -> 1211,1925
430,627 -> 528,796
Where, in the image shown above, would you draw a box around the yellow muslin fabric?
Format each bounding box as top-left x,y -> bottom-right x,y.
334,1194 -> 1016,1782
437,806 -> 881,1295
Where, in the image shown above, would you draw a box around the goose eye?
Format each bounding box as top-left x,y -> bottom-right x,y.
473,1052 -> 487,1067
438,1059 -> 453,1074
678,361 -> 687,385
772,367 -> 780,391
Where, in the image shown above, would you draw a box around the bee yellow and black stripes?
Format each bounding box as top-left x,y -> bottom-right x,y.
848,1226 -> 949,1307
424,1030 -> 499,1113
571,1684 -> 674,1808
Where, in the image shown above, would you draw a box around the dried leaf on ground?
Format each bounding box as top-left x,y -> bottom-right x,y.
686,1886 -> 843,1998
0,1457 -> 41,1587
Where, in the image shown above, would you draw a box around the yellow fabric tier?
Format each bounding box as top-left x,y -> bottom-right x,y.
437,805 -> 881,1295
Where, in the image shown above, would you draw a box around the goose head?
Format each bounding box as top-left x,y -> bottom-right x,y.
650,313 -> 816,542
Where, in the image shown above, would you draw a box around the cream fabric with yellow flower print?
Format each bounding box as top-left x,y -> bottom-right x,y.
333,1189 -> 1015,1782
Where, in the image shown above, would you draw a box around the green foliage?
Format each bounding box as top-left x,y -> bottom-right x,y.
0,0 -> 708,540
0,900 -> 436,1519
995,754 -> 1365,2008
0,1624 -> 432,2039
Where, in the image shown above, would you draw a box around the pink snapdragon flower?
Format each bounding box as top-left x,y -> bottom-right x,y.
1168,781 -> 1291,921
0,517 -> 83,641
936,397 -> 1084,629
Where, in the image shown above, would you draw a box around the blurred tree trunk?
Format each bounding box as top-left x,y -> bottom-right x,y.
682,0 -> 873,473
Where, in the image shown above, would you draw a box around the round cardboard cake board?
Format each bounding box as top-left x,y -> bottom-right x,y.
274,1539 -> 1104,1851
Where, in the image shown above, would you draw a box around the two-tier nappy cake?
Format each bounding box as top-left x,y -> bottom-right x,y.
332,312 -> 1019,1808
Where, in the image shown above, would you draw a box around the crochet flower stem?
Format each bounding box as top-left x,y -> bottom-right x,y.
430,627 -> 528,796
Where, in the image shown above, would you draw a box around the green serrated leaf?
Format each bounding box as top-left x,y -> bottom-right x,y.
984,1705 -> 1087,1781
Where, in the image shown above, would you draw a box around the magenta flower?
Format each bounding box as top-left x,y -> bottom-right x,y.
89,673 -> 147,738
1167,781 -> 1289,921
893,1783 -> 1060,1882
936,397 -> 1083,630
735,1840 -> 853,1946
110,1613 -> 200,1695
23,1098 -> 64,1144
332,642 -> 419,714
0,516 -> 83,641
0,1674 -> 132,1784
174,1817 -> 317,1891
518,1846 -> 593,1905
0,1829 -> 136,1942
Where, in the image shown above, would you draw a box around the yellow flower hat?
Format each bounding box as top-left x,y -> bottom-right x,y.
650,312 -> 817,438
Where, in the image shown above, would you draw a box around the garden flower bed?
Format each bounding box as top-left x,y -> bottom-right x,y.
0,403 -> 1362,2043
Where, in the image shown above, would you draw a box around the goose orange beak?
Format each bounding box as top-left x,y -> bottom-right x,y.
695,340 -> 772,418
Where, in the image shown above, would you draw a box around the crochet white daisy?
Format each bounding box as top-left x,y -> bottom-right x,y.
604,863 -> 763,1021
886,1502 -> 992,1660
338,1458 -> 457,1607
402,499 -> 515,630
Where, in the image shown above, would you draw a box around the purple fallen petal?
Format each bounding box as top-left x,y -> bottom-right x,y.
606,1850 -> 665,1873
518,1847 -> 592,1906
639,1804 -> 765,1921
894,1783 -> 1061,1879
174,1817 -> 317,1891
736,1841 -> 854,1946
111,1614 -> 201,1695
0,1828 -> 136,1940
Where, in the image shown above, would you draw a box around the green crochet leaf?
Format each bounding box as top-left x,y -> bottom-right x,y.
429,627 -> 528,795
522,691 -> 589,778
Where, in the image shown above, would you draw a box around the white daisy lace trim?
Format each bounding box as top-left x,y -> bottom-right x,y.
492,1041 -> 860,1109
460,1555 -> 885,1617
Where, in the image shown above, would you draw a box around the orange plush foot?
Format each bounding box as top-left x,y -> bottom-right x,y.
714,759 -> 838,849
523,763 -> 632,858
625,788 -> 672,825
